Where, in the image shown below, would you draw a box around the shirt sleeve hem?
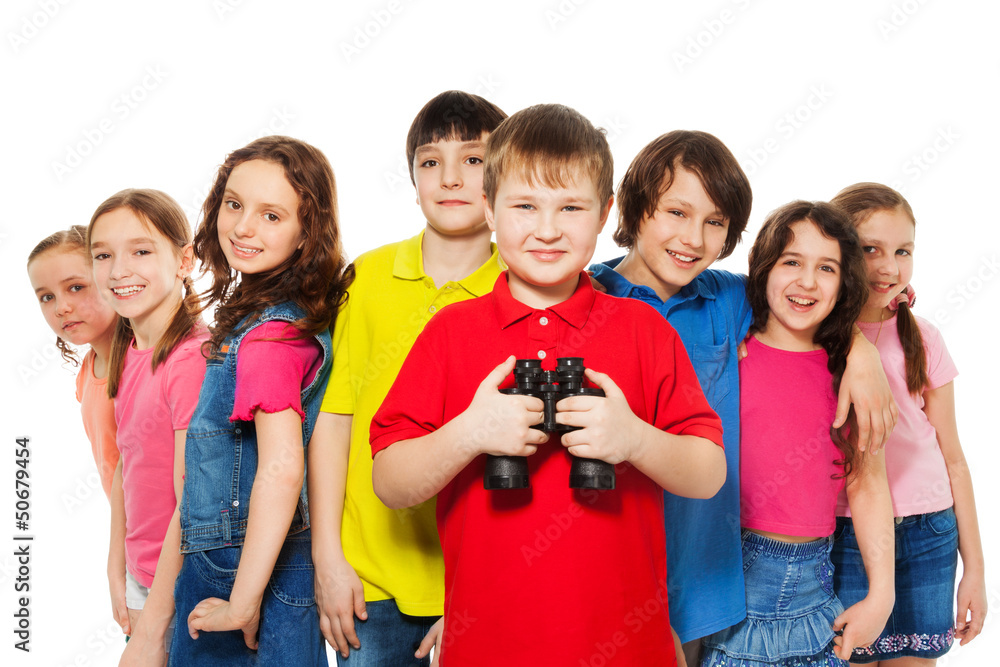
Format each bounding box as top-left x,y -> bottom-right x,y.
677,424 -> 725,448
370,428 -> 429,458
231,402 -> 307,423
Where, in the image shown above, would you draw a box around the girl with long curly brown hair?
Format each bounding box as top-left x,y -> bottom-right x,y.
122,136 -> 351,666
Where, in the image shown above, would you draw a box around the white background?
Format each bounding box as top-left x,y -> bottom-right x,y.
2,1 -> 998,665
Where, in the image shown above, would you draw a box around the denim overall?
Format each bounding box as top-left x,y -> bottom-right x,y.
169,303 -> 331,666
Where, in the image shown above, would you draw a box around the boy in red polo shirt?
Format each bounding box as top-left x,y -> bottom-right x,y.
370,104 -> 725,666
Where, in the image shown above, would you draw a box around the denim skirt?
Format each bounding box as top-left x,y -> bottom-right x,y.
702,531 -> 847,667
831,507 -> 958,662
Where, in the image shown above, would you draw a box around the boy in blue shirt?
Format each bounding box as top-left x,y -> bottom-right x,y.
590,130 -> 897,665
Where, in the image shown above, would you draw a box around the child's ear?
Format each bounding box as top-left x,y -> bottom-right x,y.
597,195 -> 615,233
177,243 -> 195,279
484,194 -> 496,232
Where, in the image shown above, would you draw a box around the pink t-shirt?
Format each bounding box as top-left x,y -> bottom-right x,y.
75,349 -> 119,500
231,321 -> 323,422
740,336 -> 846,537
836,314 -> 958,517
115,327 -> 208,587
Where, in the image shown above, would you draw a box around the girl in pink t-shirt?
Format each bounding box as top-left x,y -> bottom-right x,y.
27,226 -> 119,497
830,183 -> 987,664
87,189 -> 207,653
702,201 -> 894,667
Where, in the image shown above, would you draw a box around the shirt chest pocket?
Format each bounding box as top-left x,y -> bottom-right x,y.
690,339 -> 732,411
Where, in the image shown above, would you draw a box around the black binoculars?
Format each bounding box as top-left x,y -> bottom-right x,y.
484,357 -> 616,491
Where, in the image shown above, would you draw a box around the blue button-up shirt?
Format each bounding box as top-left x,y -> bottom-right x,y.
590,258 -> 752,642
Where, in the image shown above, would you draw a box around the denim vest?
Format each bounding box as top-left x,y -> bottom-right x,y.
179,302 -> 332,553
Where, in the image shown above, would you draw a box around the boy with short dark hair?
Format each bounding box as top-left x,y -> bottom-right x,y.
370,105 -> 725,665
590,130 -> 896,665
308,90 -> 506,665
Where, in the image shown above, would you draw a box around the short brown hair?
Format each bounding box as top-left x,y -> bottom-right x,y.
483,104 -> 613,209
614,130 -> 751,259
406,90 -> 507,185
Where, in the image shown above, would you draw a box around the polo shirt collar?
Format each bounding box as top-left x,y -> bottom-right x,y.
393,232 -> 428,280
491,271 -> 596,329
393,230 -> 502,297
591,256 -> 718,305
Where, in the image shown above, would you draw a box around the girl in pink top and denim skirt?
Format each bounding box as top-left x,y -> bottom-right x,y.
702,201 -> 895,667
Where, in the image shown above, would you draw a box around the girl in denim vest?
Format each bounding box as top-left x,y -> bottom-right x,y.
830,184 -> 987,665
121,137 -> 352,667
87,190 -> 208,659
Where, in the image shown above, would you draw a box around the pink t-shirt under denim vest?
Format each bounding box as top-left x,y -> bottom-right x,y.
115,327 -> 208,587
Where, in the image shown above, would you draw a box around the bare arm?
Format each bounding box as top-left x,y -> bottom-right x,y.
924,381 -> 987,645
373,356 -> 546,509
833,448 -> 894,660
187,408 -> 305,648
308,411 -> 368,658
119,429 -> 187,666
836,328 -> 898,453
108,458 -> 129,634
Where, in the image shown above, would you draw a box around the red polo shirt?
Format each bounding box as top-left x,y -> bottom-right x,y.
372,273 -> 722,666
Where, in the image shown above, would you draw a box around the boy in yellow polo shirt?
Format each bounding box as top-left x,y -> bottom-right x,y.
308,90 -> 506,665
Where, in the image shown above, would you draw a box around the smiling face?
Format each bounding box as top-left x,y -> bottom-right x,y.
616,166 -> 729,301
855,207 -> 914,322
486,169 -> 611,309
89,207 -> 191,341
413,134 -> 489,237
217,159 -> 304,275
761,219 -> 843,350
28,248 -> 117,347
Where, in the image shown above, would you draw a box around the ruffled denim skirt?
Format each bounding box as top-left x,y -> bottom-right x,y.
701,531 -> 847,667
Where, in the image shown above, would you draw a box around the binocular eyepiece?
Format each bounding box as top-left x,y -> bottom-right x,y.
485,357 -> 616,491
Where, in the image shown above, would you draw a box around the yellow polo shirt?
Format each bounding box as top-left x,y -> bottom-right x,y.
322,230 -> 503,615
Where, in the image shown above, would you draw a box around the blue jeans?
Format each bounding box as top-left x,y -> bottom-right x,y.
337,598 -> 439,667
169,530 -> 327,666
